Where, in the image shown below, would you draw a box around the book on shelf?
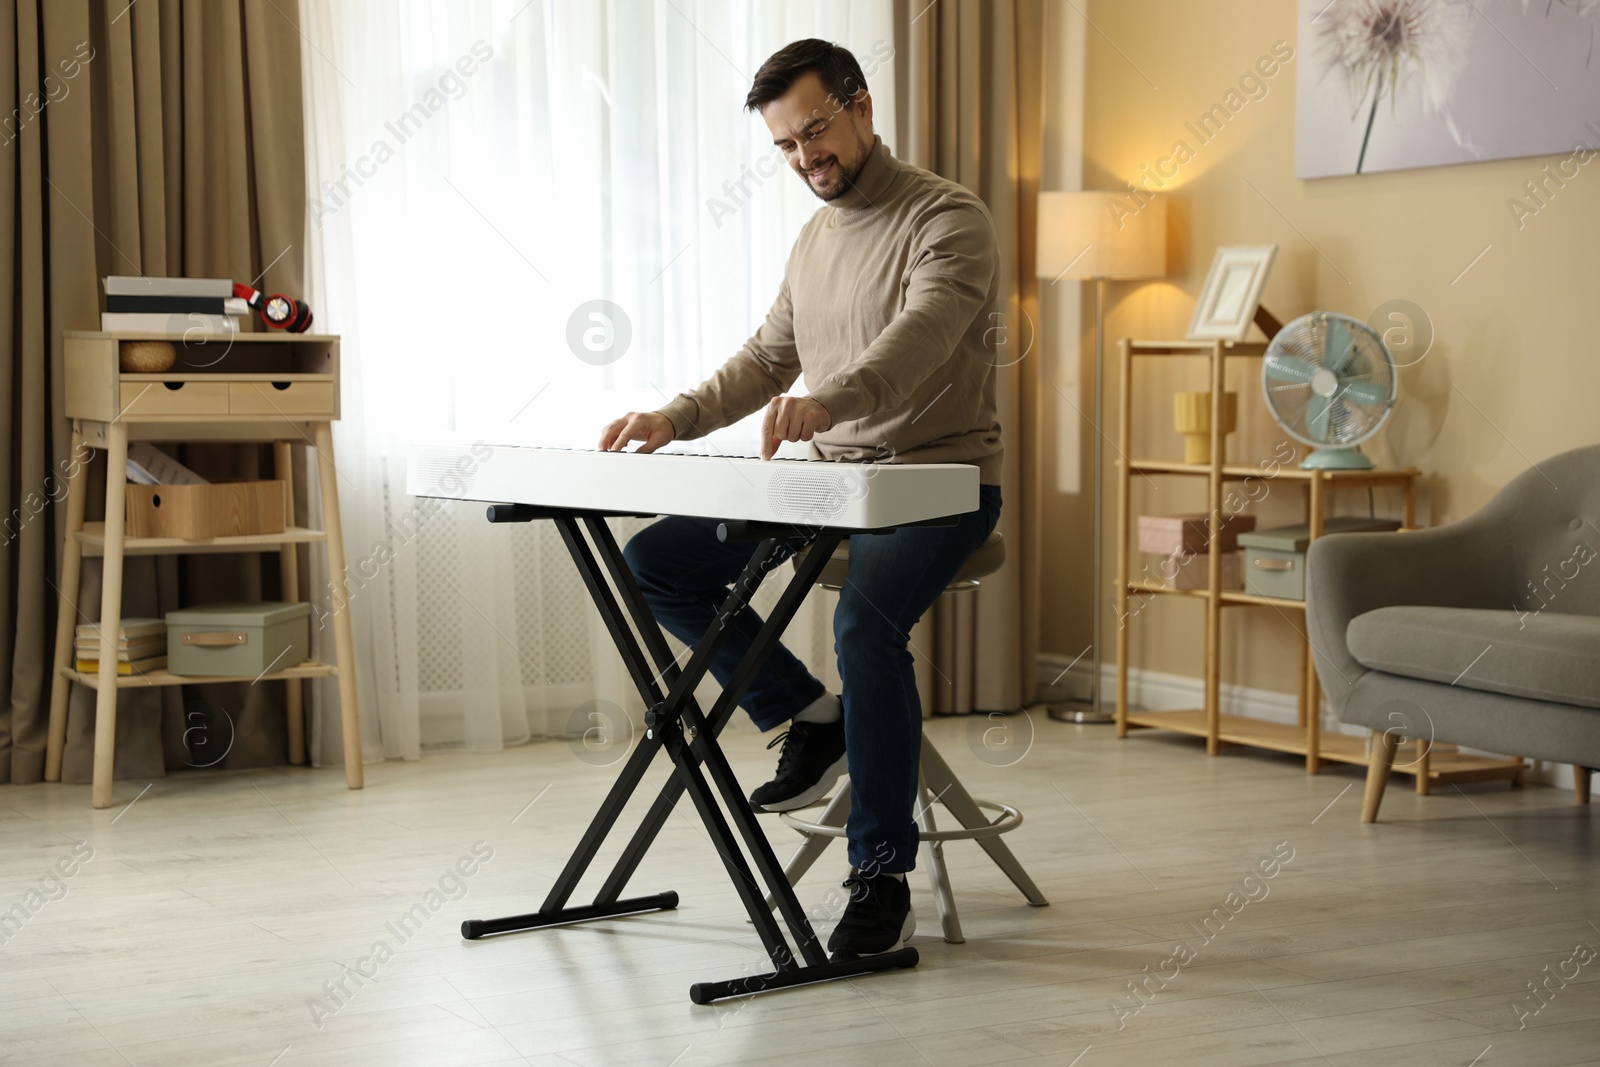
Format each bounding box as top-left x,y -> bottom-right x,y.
105,295 -> 250,316
74,654 -> 168,675
73,634 -> 166,658
103,276 -> 234,298
101,312 -> 241,333
125,443 -> 208,487
75,618 -> 166,643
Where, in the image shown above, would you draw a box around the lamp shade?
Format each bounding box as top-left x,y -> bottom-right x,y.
1036,190 -> 1167,281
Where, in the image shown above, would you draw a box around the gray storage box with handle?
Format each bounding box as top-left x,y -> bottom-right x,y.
1238,517 -> 1402,600
166,601 -> 311,677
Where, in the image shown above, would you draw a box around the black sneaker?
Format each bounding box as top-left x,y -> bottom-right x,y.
828,869 -> 915,959
747,719 -> 848,813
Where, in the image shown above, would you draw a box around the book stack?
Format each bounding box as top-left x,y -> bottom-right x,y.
75,618 -> 168,675
102,276 -> 247,333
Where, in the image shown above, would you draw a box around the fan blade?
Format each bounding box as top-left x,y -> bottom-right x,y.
1323,317 -> 1357,376
1330,397 -> 1357,440
1337,380 -> 1388,407
1265,355 -> 1318,384
1306,394 -> 1332,442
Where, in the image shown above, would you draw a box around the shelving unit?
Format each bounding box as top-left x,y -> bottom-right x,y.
59,661 -> 339,690
75,523 -> 329,556
48,330 -> 363,808
1112,338 -> 1524,790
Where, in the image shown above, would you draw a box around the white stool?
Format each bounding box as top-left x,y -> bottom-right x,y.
771,531 -> 1049,943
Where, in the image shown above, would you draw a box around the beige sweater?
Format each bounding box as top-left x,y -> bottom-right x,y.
657,137 -> 1004,484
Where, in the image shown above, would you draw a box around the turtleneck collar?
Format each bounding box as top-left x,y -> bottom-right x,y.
829,136 -> 896,219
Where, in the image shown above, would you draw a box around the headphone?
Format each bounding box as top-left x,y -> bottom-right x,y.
234,282 -> 314,333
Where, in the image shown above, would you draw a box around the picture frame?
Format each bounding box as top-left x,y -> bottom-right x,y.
1186,245 -> 1277,342
1294,0 -> 1600,179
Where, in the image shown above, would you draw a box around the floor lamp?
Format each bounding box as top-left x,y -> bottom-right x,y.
1036,191 -> 1167,723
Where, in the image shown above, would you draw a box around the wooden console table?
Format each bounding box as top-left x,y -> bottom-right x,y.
47,330 -> 362,808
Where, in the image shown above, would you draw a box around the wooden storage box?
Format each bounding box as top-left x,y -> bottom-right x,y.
166,602 -> 310,677
1238,517 -> 1402,600
1137,512 -> 1256,556
126,481 -> 286,539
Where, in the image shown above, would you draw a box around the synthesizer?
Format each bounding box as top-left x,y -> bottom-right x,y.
407,440 -> 978,528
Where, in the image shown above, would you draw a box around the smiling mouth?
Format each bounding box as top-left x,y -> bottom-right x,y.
806,161 -> 835,181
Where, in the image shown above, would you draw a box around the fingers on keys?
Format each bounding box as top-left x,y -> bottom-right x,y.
601,414 -> 639,452
762,397 -> 829,460
760,403 -> 795,460
600,412 -> 673,453
760,401 -> 778,461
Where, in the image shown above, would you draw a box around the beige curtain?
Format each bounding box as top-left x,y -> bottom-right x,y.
1,0 -> 307,786
896,0 -> 1045,715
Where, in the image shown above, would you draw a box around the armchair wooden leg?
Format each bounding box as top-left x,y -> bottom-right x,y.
1577,767 -> 1592,806
1362,730 -> 1400,823
1414,738 -> 1431,795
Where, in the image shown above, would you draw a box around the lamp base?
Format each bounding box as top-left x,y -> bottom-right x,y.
1047,701 -> 1116,725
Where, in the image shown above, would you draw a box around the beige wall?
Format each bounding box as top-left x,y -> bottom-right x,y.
1042,0 -> 1600,697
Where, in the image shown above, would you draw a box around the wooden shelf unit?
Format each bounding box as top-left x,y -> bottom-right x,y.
61,660 -> 338,690
1120,709 -> 1525,787
75,523 -> 328,557
49,330 -> 363,808
1111,337 -> 1524,790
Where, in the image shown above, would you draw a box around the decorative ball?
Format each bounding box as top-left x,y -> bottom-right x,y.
120,340 -> 177,373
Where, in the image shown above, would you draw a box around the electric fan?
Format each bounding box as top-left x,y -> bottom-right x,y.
1262,311 -> 1397,470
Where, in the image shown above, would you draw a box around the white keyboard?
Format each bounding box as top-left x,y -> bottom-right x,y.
407,441 -> 979,528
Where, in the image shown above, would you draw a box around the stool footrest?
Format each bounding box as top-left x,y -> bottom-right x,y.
770,744 -> 1049,944
780,798 -> 1022,842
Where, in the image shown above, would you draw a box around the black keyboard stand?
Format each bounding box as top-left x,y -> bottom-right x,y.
461,503 -> 921,1004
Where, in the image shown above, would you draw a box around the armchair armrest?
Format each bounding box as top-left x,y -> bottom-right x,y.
1305,515 -> 1514,717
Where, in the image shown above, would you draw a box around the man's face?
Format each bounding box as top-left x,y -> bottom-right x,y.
761,70 -> 875,202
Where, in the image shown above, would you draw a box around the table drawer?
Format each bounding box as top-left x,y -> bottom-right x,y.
117,380 -> 230,417
229,380 -> 337,416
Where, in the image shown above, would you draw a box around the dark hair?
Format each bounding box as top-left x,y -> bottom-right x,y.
744,39 -> 868,113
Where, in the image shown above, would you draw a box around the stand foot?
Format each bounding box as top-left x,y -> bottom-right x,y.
462,891 -> 678,939
688,947 -> 919,1004
1048,702 -> 1114,724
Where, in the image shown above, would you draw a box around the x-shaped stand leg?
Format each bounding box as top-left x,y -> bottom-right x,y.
459,507 -> 919,1003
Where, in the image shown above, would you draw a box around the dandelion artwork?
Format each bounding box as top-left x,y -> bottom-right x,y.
1296,0 -> 1600,178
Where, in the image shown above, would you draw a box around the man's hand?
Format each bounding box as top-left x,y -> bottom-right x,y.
760,396 -> 832,461
598,411 -> 675,453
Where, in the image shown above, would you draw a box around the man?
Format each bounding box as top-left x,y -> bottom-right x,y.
599,39 -> 1002,959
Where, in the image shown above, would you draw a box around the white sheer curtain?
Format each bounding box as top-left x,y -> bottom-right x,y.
298,0 -> 896,763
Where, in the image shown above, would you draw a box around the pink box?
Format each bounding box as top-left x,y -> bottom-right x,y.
1137,513 -> 1256,556
1153,549 -> 1243,591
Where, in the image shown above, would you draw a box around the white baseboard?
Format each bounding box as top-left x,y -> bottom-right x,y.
1034,652 -> 1321,728
1035,653 -> 1581,792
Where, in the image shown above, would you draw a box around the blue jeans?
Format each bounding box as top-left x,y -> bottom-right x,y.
622,484 -> 1003,873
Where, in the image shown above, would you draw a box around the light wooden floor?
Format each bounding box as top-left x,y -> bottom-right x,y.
2,715 -> 1596,1067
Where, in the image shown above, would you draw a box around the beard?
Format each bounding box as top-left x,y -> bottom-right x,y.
800,135 -> 871,201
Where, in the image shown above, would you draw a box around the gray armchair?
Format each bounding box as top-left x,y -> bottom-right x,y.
1306,443 -> 1600,822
